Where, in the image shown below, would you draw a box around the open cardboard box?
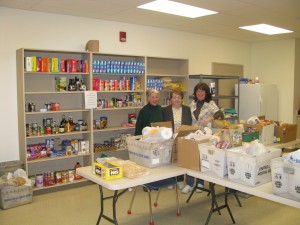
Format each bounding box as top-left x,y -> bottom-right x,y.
243,123 -> 275,145
274,123 -> 297,143
177,137 -> 209,170
172,125 -> 200,163
150,123 -> 200,163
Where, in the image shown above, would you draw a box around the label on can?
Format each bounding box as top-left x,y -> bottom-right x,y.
100,116 -> 107,129
35,174 -> 44,188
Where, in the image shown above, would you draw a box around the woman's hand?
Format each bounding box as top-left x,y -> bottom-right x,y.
203,116 -> 214,127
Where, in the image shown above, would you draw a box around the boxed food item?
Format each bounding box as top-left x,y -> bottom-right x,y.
242,131 -> 259,142
274,123 -> 297,143
271,157 -> 300,201
126,135 -> 173,168
55,77 -> 67,92
0,185 -> 33,209
92,161 -> 123,180
227,146 -> 282,186
243,122 -> 275,145
177,137 -> 209,171
199,143 -> 227,178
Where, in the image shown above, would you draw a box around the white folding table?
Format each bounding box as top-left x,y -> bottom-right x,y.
77,165 -> 187,225
187,170 -> 300,225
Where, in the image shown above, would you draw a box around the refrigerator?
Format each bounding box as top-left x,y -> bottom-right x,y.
235,84 -> 278,121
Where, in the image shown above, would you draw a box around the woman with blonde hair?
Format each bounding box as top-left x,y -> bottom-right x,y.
135,89 -> 163,135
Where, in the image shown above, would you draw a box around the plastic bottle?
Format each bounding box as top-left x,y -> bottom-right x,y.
74,162 -> 83,180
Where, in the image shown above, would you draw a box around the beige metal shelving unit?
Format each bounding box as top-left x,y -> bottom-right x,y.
17,48 -> 189,191
146,56 -> 189,105
17,48 -> 92,191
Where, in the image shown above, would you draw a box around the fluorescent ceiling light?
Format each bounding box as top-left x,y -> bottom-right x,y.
239,24 -> 293,35
137,0 -> 218,18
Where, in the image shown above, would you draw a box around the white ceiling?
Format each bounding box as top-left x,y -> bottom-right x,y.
1,0 -> 300,42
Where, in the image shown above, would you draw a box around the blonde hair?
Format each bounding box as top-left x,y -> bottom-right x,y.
146,89 -> 160,99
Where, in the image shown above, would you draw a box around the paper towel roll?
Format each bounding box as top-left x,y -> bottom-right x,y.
160,127 -> 172,140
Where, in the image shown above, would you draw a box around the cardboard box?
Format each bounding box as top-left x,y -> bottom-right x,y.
126,136 -> 174,168
150,123 -> 199,163
92,161 -> 123,180
271,157 -> 300,201
227,147 -> 282,186
274,124 -> 297,143
177,137 -> 209,170
172,125 -> 200,163
150,121 -> 172,128
243,123 -> 275,145
199,143 -> 227,178
0,185 -> 32,209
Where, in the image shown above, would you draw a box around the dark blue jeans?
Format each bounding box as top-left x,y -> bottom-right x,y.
185,175 -> 204,187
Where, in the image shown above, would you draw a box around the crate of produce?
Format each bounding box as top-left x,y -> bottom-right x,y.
227,147 -> 282,186
126,136 -> 173,168
199,143 -> 227,178
0,185 -> 33,209
271,157 -> 300,201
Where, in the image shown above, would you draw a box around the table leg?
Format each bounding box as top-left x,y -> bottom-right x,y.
204,182 -> 235,225
225,187 -> 235,224
97,185 -> 127,225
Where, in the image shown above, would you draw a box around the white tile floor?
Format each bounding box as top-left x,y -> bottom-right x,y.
1,183 -> 300,225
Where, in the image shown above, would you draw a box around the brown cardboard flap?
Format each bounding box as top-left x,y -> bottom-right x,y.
177,137 -> 209,170
176,125 -> 199,139
151,121 -> 172,128
274,124 -> 297,143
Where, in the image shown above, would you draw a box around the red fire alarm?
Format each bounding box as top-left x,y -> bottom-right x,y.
120,31 -> 126,42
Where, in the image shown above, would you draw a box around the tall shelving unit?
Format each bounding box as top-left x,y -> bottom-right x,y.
189,74 -> 239,120
17,49 -> 92,190
17,48 -> 189,191
146,57 -> 189,105
91,53 -> 146,159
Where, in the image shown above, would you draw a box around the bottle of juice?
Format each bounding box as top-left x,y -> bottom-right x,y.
74,162 -> 83,180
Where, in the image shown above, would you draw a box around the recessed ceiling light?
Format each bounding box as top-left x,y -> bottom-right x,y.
137,0 -> 218,18
239,24 -> 293,35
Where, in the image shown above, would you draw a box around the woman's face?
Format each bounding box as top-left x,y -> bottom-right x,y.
196,89 -> 206,101
148,92 -> 159,106
171,93 -> 182,108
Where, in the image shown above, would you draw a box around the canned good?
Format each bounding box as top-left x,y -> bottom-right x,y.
100,116 -> 107,129
51,102 -> 60,111
55,171 -> 62,183
35,174 -> 44,188
68,169 -> 75,182
61,170 -> 68,183
26,123 -> 32,137
45,126 -> 52,134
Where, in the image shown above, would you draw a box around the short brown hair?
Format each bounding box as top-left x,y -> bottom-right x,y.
170,90 -> 184,99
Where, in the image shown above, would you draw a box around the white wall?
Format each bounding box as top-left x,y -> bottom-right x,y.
294,39 -> 300,122
251,39 -> 295,123
3,7 -> 297,162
